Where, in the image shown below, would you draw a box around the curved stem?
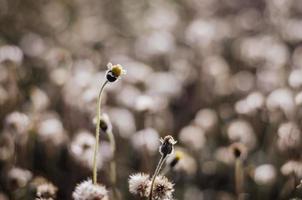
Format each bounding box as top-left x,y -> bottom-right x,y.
93,80 -> 108,185
149,154 -> 167,200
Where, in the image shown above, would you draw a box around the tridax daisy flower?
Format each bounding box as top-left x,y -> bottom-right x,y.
106,63 -> 126,82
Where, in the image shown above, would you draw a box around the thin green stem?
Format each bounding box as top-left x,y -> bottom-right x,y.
93,80 -> 108,185
149,154 -> 167,200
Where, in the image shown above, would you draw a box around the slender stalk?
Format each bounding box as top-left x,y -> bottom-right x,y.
149,154 -> 167,200
107,129 -> 118,199
93,80 -> 108,185
235,159 -> 243,200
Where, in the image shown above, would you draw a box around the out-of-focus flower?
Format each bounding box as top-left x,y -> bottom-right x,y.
289,69 -> 302,89
146,72 -> 182,98
128,173 -> 150,197
131,128 -> 159,155
30,87 -> 50,112
295,91 -> 302,106
70,131 -> 103,170
179,125 -> 206,151
266,88 -> 295,118
235,92 -> 265,115
277,122 -> 301,152
20,33 -> 46,57
0,45 -> 23,64
185,19 -> 231,51
135,95 -> 157,113
116,85 -> 141,109
72,179 -> 108,200
194,108 -> 218,133
135,31 -> 175,58
37,116 -> 67,147
5,111 -> 30,136
253,164 -> 276,186
215,147 -> 234,165
36,182 -> 58,200
236,35 -> 288,68
108,107 -> 136,138
7,167 -> 32,188
231,71 -> 255,94
256,69 -> 286,93
281,160 -> 302,178
121,60 -> 153,84
165,148 -> 197,176
227,120 -> 256,150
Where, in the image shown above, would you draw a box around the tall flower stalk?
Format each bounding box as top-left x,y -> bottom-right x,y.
92,80 -> 108,184
92,63 -> 126,185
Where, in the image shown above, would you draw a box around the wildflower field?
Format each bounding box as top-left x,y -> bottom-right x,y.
1,0 -> 302,199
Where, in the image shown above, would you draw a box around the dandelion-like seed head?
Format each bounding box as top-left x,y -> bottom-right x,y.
72,179 -> 108,200
152,175 -> 174,200
106,63 -> 126,82
159,135 -> 177,156
128,173 -> 150,197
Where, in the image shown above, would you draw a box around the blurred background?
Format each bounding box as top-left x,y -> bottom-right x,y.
1,0 -> 302,199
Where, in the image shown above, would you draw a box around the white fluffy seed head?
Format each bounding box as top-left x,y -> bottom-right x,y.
72,179 -> 108,200
152,175 -> 174,200
128,173 -> 150,197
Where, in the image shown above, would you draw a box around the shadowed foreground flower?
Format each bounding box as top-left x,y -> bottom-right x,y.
72,179 -> 108,200
152,175 -> 174,200
128,173 -> 175,200
36,182 -> 58,200
129,173 -> 150,197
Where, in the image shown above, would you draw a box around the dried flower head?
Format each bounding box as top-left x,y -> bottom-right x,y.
152,175 -> 174,200
229,143 -> 248,160
99,113 -> 112,133
72,179 -> 108,200
159,135 -> 177,156
128,173 -> 150,197
36,182 -> 58,200
106,63 -> 126,82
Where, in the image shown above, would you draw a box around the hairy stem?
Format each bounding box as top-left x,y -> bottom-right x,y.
93,80 -> 108,185
149,154 -> 167,200
107,129 -> 118,199
235,159 -> 243,200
